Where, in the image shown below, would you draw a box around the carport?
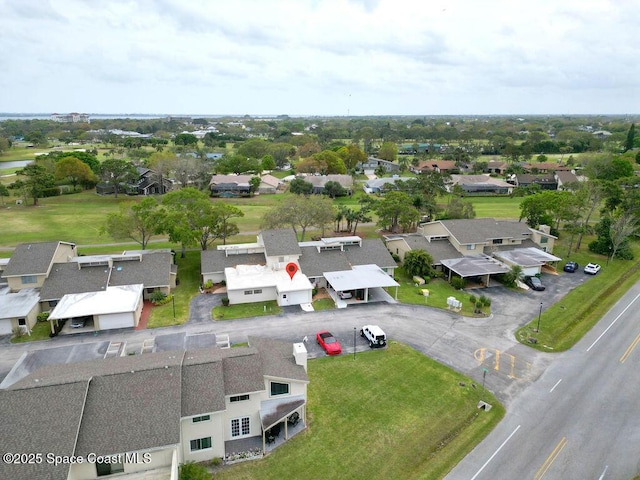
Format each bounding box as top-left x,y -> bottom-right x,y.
493,247 -> 562,276
441,254 -> 511,287
323,264 -> 399,305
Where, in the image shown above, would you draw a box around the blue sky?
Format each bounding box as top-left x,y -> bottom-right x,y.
1,0 -> 637,115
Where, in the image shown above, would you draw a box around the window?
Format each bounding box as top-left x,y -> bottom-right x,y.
18,318 -> 26,326
540,237 -> 548,243
230,394 -> 250,402
21,275 -> 37,285
190,437 -> 212,451
244,290 -> 253,295
96,461 -> 124,476
192,415 -> 211,423
466,244 -> 475,250
48,300 -> 58,308
270,382 -> 290,396
253,289 -> 262,294
231,417 -> 250,437
492,239 -> 503,245
278,257 -> 285,263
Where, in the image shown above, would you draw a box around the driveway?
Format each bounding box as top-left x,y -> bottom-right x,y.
188,293 -> 224,323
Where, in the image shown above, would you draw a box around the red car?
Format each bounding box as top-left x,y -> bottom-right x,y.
316,331 -> 342,355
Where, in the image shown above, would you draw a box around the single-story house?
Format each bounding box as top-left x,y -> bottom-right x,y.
96,167 -> 173,195
0,288 -> 40,336
201,230 -> 398,308
1,337 -> 308,480
209,174 -> 281,196
555,170 -> 580,189
303,175 -> 353,195
484,161 -> 509,175
363,177 -> 413,194
1,241 -> 77,292
448,174 -> 514,195
509,174 -> 558,190
411,160 -> 458,174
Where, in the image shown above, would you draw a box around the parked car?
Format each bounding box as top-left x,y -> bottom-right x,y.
316,331 -> 342,355
337,291 -> 352,299
563,261 -> 579,273
360,325 -> 387,348
70,316 -> 89,328
584,263 -> 601,275
524,275 -> 545,291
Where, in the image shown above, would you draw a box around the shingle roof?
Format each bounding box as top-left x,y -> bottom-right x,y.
401,236 -> 463,264
261,229 -> 301,257
201,250 -> 265,274
109,251 -> 173,288
250,337 -> 309,383
343,239 -> 397,269
3,241 -> 73,277
298,247 -> 352,277
0,381 -> 88,480
440,219 -> 533,245
182,348 -> 226,417
222,347 -> 265,395
39,263 -> 110,301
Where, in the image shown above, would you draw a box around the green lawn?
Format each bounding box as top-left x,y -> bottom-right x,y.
10,321 -> 52,343
388,267 -> 490,317
214,342 -> 504,480
516,240 -> 640,351
312,298 -> 335,311
463,196 -> 522,220
147,250 -> 202,328
213,300 -> 281,320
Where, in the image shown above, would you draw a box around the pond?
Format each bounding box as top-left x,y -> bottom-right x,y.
0,160 -> 33,169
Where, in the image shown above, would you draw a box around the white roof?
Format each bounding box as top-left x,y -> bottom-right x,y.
323,265 -> 399,292
0,288 -> 40,319
494,247 -> 562,266
225,264 -> 312,293
49,284 -> 144,320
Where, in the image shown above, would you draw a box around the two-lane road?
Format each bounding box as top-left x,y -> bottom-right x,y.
446,283 -> 640,480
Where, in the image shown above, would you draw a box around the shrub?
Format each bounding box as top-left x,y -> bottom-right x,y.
12,326 -> 24,338
203,280 -> 214,289
37,312 -> 50,322
450,277 -> 465,290
178,462 -> 211,480
209,457 -> 223,467
469,294 -> 477,305
312,288 -> 318,296
150,291 -> 168,304
475,301 -> 483,313
480,295 -> 491,307
221,297 -> 230,306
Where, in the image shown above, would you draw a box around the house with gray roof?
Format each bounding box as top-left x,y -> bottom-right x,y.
303,174 -> 353,194
203,230 -> 398,308
363,177 -> 413,194
449,174 -> 514,195
1,337 -> 309,480
2,241 -> 77,292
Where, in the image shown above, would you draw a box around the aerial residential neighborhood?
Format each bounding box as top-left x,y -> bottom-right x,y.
1,1 -> 640,479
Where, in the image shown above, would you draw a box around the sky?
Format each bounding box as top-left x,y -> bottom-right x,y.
1,0 -> 638,116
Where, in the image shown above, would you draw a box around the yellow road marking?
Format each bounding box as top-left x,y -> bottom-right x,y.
620,333 -> 640,363
494,350 -> 500,371
474,348 -> 486,364
508,354 -> 516,378
534,437 -> 567,480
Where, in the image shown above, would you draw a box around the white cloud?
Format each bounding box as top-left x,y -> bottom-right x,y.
0,0 -> 637,114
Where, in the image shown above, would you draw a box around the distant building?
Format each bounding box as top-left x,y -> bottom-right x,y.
50,113 -> 90,123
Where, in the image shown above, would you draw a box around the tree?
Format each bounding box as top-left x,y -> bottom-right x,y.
623,123 -> 636,153
249,176 -> 261,194
311,150 -> 346,174
350,196 -> 374,236
375,191 -> 419,233
261,155 -> 276,171
173,133 -> 198,146
237,138 -> 270,159
262,195 -> 335,241
12,164 -> 55,205
210,203 -> 244,245
442,197 -> 476,220
0,136 -> 12,153
289,178 -> 313,195
323,181 -> 346,199
160,188 -> 213,257
403,250 -> 435,279
378,141 -> 397,162
148,151 -> 177,194
337,144 -> 367,171
99,159 -> 138,198
55,156 -> 97,191
103,198 -> 161,249
0,184 -> 9,206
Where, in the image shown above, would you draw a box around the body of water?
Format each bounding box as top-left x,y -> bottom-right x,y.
0,160 -> 33,169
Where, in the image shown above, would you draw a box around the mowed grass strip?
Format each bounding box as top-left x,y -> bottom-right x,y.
517,240 -> 640,351
214,342 -> 504,480
213,301 -> 281,320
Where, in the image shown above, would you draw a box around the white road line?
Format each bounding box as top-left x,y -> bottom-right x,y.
549,379 -> 562,393
470,425 -> 521,480
586,292 -> 640,352
598,465 -> 608,479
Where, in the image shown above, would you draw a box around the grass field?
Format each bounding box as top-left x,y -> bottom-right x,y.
213,300 -> 281,320
214,342 -> 504,480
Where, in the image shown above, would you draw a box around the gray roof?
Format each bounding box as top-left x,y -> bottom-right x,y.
343,239 -> 397,269
0,288 -> 40,319
3,241 -> 74,277
109,251 -> 173,288
400,236 -> 463,265
74,368 -> 182,456
39,263 -> 110,301
441,255 -> 511,277
0,381 -> 88,480
182,348 -> 226,417
304,174 -> 353,188
222,347 -> 265,395
261,229 -> 301,257
439,219 -> 533,245
365,177 -> 413,189
201,250 -> 265,274
250,337 -> 309,383
298,247 -> 352,277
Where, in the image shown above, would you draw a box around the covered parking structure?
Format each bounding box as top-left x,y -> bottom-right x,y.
323,264 -> 399,305
441,255 -> 511,287
493,247 -> 562,276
